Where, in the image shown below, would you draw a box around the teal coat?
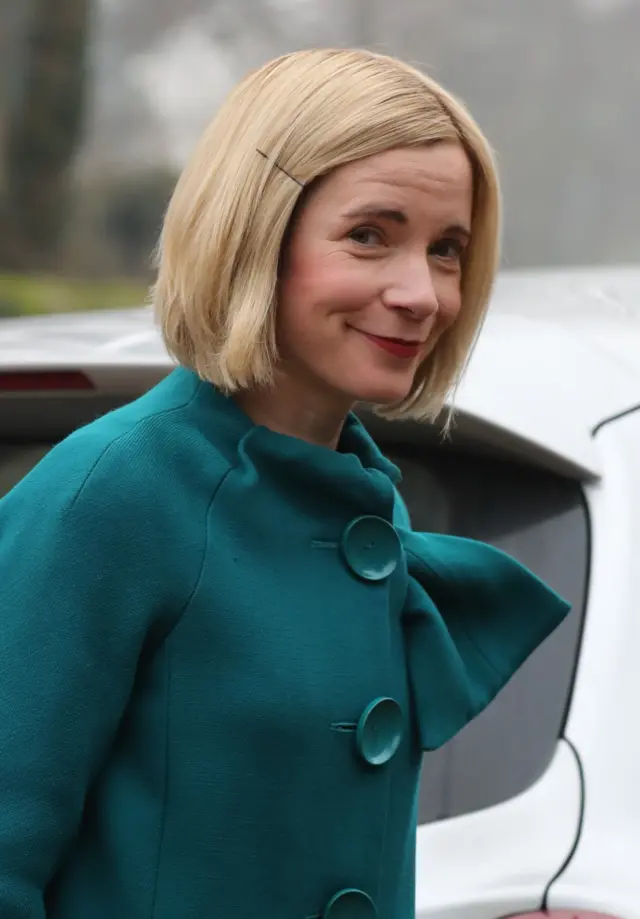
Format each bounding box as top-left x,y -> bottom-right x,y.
0,368 -> 569,919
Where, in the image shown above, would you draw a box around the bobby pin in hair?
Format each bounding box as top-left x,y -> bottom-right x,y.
256,149 -> 305,188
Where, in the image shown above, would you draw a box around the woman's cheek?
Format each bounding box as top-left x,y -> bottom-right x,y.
437,292 -> 463,331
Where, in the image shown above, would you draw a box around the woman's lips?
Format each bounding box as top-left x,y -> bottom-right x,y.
357,330 -> 423,359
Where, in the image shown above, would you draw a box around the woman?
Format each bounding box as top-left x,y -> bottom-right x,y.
0,49 -> 568,919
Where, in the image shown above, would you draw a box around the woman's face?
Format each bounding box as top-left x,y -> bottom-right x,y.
277,142 -> 473,411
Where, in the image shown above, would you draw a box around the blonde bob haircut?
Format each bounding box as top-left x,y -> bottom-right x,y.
153,48 -> 501,422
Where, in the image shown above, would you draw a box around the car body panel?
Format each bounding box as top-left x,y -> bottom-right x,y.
547,407 -> 640,918
415,741 -> 582,919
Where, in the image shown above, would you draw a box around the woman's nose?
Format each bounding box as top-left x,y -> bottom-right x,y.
381,262 -> 439,318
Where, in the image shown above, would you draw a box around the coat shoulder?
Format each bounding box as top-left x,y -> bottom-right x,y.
5,369 -> 231,515
0,369 -> 233,626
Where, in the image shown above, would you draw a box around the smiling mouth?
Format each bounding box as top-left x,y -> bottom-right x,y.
356,330 -> 424,359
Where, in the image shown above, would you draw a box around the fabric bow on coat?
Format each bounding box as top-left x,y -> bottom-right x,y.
397,527 -> 571,750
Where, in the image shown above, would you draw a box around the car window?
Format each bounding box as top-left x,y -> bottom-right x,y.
385,445 -> 589,822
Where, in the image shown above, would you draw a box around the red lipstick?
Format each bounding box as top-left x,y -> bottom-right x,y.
359,332 -> 422,359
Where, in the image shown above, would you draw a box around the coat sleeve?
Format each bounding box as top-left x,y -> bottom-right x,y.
397,527 -> 571,750
0,438 -> 196,918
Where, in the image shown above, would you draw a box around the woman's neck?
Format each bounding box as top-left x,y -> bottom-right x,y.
234,375 -> 353,450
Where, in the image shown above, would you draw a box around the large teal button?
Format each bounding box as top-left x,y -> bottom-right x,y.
323,888 -> 377,919
356,697 -> 403,766
341,516 -> 401,581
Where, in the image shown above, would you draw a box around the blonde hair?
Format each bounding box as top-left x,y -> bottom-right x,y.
153,48 -> 501,422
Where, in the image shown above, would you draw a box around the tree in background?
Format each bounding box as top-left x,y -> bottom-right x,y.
0,0 -> 91,272
100,169 -> 178,278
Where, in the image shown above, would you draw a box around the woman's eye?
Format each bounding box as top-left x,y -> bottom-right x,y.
429,238 -> 464,260
348,226 -> 383,246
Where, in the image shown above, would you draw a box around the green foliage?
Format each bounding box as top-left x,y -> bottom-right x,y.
0,0 -> 91,271
100,169 -> 177,276
0,272 -> 148,317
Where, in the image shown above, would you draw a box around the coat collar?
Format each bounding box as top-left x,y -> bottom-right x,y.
192,369 -> 399,479
189,369 -> 402,519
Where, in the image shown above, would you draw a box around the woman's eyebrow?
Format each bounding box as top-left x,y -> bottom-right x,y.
341,206 -> 472,239
342,204 -> 408,224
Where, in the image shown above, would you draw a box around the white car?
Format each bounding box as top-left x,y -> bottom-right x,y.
1,266 -> 640,919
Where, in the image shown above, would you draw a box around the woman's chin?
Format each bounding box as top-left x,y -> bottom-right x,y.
345,378 -> 415,408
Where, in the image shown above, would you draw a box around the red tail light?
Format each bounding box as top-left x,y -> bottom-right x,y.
0,370 -> 95,391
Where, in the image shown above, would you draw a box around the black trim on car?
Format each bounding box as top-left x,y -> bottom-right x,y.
540,737 -> 586,911
592,401 -> 640,436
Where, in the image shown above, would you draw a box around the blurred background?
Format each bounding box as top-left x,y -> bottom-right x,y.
0,0 -> 638,317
